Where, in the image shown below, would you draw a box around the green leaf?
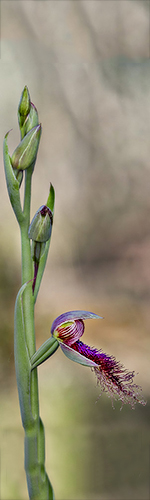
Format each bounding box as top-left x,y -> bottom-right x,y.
14,283 -> 34,429
3,132 -> 24,224
46,183 -> 55,213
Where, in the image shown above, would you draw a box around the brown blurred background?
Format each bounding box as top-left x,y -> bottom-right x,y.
0,1 -> 150,499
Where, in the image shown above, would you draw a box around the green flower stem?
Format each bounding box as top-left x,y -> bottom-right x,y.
23,165 -> 33,225
4,87 -> 55,499
14,167 -> 54,500
21,167 -> 35,357
20,223 -> 38,420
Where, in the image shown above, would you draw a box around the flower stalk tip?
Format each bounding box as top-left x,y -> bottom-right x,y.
18,86 -> 31,127
18,86 -> 39,139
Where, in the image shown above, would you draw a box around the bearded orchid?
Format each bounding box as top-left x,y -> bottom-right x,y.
4,87 -> 55,500
51,310 -> 146,409
6,85 -> 146,500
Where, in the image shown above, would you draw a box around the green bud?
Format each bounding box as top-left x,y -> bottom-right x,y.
11,124 -> 41,171
31,184 -> 55,300
18,86 -> 31,128
22,103 -> 39,137
18,86 -> 39,139
28,205 -> 53,243
29,205 -> 53,293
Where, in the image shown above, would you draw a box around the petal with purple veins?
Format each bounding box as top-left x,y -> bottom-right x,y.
51,310 -> 102,335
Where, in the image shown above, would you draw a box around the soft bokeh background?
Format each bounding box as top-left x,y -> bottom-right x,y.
0,1 -> 150,499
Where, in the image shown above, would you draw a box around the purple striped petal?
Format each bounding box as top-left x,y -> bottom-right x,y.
51,310 -> 102,335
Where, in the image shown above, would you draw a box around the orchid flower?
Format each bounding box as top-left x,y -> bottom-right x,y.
50,310 -> 146,409
5,85 -> 147,500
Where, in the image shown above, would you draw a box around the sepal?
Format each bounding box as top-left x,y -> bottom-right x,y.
60,342 -> 97,367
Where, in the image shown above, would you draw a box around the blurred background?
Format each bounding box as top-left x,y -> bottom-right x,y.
0,1 -> 150,499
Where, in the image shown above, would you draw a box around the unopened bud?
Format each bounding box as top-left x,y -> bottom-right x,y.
28,205 -> 53,243
18,86 -> 31,128
22,103 -> 39,137
30,185 -> 55,298
11,124 -> 41,171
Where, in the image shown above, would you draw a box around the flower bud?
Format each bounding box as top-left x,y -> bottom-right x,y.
18,86 -> 31,128
22,103 -> 39,137
29,205 -> 53,292
28,205 -> 53,243
18,86 -> 39,139
11,124 -> 41,171
31,185 -> 55,299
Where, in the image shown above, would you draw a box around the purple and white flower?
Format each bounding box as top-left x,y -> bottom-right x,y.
51,310 -> 146,409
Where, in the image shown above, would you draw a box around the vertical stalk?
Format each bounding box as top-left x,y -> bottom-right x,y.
15,167 -> 54,499
21,168 -> 39,421
4,87 -> 55,500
